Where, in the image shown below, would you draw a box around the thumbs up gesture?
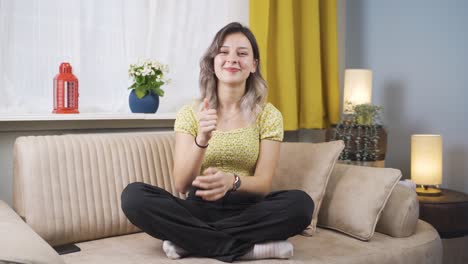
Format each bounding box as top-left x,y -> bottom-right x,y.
197,98 -> 217,146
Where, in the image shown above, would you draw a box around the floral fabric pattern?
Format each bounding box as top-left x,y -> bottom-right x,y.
174,103 -> 284,176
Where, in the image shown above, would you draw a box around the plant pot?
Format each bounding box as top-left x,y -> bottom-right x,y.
356,114 -> 372,125
129,90 -> 159,113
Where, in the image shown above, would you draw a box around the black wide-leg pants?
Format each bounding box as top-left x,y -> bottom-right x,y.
121,182 -> 314,262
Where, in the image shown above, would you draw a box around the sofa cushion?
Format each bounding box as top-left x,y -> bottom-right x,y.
272,140 -> 344,235
61,221 -> 441,264
375,181 -> 419,237
318,164 -> 402,241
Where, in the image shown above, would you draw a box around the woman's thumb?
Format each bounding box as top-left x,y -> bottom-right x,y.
203,167 -> 218,175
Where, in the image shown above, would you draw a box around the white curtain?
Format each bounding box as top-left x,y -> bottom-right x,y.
0,0 -> 249,114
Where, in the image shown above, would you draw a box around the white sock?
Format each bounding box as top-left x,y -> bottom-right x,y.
162,240 -> 189,259
239,240 -> 294,260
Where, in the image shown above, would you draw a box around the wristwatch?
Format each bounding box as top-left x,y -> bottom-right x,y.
232,173 -> 241,192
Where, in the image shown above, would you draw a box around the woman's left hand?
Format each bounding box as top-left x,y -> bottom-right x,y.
192,167 -> 234,201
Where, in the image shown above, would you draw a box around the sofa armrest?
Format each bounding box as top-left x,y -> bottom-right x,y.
375,182 -> 419,237
0,200 -> 64,264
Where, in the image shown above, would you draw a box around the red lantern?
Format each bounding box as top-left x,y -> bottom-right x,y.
53,62 -> 79,114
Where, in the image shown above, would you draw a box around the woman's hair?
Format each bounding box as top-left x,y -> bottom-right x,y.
198,22 -> 267,123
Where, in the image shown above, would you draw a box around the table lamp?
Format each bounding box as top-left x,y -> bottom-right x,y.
343,69 -> 372,113
411,134 -> 443,196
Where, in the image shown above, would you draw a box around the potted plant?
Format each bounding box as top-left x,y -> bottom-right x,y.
352,103 -> 383,125
128,60 -> 170,113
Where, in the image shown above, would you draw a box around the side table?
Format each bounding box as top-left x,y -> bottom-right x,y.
418,188 -> 468,264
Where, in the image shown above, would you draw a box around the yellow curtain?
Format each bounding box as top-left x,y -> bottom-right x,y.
250,0 -> 340,130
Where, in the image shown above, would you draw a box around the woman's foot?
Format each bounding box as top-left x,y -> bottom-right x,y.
239,240 -> 294,260
162,240 -> 189,259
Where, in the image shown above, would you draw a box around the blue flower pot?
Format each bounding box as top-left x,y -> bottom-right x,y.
129,90 -> 159,113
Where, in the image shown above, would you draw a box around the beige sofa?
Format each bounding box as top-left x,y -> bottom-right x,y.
0,132 -> 442,264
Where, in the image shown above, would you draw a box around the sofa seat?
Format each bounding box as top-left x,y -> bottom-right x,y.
62,220 -> 441,264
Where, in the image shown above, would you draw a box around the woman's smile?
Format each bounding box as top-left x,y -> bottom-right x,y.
224,67 -> 241,73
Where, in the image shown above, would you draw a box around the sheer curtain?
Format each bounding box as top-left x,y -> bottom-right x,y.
0,0 -> 249,114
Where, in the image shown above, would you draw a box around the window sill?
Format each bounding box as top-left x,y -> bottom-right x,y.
0,113 -> 176,131
0,112 -> 176,121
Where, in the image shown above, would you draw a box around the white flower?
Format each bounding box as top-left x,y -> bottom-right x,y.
151,61 -> 159,69
147,68 -> 154,76
128,59 -> 169,94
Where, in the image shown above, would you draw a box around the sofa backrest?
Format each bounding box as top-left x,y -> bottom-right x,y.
13,132 -> 180,246
13,132 -> 417,246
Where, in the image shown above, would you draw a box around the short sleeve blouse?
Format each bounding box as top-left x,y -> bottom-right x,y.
174,102 -> 283,176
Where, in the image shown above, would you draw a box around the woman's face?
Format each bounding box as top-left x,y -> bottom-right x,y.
214,32 -> 257,87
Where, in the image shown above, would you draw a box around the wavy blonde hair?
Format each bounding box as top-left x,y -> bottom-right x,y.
198,22 -> 267,123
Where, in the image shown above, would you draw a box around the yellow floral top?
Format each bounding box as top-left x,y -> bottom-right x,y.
174,102 -> 284,176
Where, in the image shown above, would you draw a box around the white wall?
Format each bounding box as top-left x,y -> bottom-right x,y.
345,0 -> 468,193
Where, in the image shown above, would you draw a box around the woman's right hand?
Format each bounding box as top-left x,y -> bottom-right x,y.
197,98 -> 217,145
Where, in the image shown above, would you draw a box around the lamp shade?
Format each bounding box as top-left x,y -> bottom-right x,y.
411,135 -> 443,186
343,69 -> 372,113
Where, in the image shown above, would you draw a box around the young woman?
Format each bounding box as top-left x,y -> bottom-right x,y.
121,22 -> 314,263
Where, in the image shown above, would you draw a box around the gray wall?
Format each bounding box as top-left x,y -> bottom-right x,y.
345,0 -> 468,192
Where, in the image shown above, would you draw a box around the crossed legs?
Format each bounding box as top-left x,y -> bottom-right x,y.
121,182 -> 314,262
